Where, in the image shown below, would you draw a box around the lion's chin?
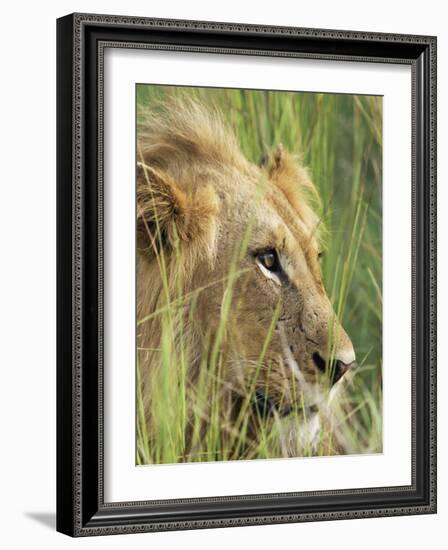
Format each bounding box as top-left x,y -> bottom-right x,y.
273,412 -> 321,457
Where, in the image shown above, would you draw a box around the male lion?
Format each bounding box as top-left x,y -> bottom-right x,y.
136,99 -> 356,462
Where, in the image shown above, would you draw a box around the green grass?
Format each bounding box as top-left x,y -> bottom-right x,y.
136,85 -> 382,465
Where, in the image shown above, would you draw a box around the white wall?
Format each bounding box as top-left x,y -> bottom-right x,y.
0,1 -> 445,548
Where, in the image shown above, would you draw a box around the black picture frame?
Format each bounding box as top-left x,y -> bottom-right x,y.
56,13 -> 437,537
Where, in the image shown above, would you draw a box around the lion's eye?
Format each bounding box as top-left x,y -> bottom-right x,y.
257,250 -> 280,273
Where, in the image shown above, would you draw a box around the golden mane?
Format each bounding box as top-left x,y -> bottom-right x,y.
137,98 -> 255,186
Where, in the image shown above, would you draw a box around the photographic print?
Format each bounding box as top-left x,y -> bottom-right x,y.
136,85 -> 383,465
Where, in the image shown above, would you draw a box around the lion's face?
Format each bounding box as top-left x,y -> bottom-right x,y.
193,151 -> 355,416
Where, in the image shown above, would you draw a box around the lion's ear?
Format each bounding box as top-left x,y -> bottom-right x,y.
267,144 -> 316,213
137,162 -> 218,258
268,144 -> 304,212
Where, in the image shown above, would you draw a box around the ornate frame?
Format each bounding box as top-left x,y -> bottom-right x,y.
56,13 -> 437,536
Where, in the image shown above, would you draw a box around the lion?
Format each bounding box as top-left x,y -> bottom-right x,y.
136,98 -> 356,463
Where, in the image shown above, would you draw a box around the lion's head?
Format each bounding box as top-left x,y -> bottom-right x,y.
137,99 -> 356,458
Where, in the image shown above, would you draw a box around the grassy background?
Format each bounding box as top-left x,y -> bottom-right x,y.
136,85 -> 382,464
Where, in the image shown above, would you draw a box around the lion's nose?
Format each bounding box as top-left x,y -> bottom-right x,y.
332,359 -> 355,385
312,352 -> 356,386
